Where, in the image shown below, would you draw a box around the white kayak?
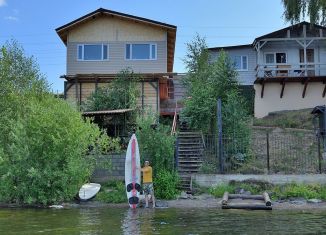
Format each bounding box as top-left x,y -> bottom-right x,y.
125,134 -> 141,209
78,183 -> 101,201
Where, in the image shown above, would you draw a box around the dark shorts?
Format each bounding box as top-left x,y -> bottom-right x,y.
143,183 -> 154,195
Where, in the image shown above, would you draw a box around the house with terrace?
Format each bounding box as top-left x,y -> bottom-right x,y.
56,8 -> 178,122
209,22 -> 326,118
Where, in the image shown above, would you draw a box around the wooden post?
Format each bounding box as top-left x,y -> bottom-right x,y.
318,134 -> 322,174
263,192 -> 272,206
217,98 -> 224,173
222,192 -> 229,205
266,132 -> 270,174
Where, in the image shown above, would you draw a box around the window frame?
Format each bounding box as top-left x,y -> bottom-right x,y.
232,55 -> 248,71
125,43 -> 157,60
77,44 -> 109,61
264,52 -> 287,64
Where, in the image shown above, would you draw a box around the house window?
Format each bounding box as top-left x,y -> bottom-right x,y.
125,43 -> 157,60
265,52 -> 287,64
232,55 -> 248,71
77,44 -> 109,61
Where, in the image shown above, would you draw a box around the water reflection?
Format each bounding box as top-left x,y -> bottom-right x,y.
78,208 -> 101,235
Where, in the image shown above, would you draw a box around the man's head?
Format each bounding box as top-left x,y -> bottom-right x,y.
145,160 -> 150,166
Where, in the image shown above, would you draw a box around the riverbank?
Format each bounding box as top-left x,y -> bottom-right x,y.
2,194 -> 326,211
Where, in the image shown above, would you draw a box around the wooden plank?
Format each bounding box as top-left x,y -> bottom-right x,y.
323,83 -> 326,98
222,204 -> 272,210
228,194 -> 264,200
261,80 -> 265,98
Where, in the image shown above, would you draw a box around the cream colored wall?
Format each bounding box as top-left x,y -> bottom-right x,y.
66,81 -> 158,113
68,17 -> 166,42
254,83 -> 326,118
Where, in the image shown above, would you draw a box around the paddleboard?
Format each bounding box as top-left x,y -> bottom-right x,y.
78,183 -> 101,201
125,134 -> 141,209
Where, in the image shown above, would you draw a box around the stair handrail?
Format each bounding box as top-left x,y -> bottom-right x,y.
171,101 -> 177,135
200,131 -> 206,149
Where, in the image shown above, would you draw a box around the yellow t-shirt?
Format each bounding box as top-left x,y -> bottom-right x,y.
142,166 -> 153,183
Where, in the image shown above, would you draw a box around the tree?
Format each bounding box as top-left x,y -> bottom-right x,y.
282,0 -> 326,25
181,34 -> 239,133
0,40 -> 109,205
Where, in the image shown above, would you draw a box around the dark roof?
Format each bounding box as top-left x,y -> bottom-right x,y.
56,8 -> 176,33
254,21 -> 326,42
56,8 -> 177,73
208,44 -> 252,51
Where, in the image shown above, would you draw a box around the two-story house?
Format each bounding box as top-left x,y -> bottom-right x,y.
56,8 -> 177,115
209,22 -> 326,118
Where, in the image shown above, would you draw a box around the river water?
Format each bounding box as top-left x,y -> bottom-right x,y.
1,207 -> 326,234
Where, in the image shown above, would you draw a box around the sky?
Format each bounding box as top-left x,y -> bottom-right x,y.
0,0 -> 287,93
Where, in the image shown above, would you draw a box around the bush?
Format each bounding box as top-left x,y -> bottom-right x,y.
209,184 -> 236,197
96,181 -> 126,203
154,170 -> 180,199
0,41 -> 109,205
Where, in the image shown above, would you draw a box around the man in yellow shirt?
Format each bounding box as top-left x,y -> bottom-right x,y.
141,160 -> 155,208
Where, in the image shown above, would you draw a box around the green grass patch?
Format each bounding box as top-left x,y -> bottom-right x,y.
96,181 -> 126,203
253,108 -> 313,129
209,181 -> 326,200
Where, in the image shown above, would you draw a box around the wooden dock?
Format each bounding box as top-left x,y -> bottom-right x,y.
221,192 -> 272,210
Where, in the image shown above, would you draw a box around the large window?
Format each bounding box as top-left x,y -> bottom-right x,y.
77,44 -> 108,61
232,55 -> 248,71
265,52 -> 287,64
125,43 -> 157,60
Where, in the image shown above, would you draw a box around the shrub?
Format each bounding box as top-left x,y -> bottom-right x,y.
209,184 -> 236,197
0,41 -> 109,205
96,181 -> 126,203
154,170 -> 180,199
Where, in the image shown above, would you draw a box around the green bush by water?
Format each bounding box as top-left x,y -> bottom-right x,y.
96,181 -> 126,203
154,170 -> 180,200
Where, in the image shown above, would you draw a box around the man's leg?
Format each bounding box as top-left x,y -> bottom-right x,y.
145,194 -> 149,208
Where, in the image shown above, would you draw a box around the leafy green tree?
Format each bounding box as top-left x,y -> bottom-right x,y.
82,69 -> 140,111
0,40 -> 109,205
282,0 -> 326,25
181,34 -> 239,133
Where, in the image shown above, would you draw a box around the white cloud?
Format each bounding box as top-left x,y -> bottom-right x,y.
0,0 -> 6,7
4,16 -> 18,21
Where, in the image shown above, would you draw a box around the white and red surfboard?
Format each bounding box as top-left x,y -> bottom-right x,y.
125,134 -> 141,209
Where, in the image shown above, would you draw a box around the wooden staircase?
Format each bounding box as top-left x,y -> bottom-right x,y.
176,131 -> 204,192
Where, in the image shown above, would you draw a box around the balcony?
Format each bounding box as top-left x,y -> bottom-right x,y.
256,63 -> 326,79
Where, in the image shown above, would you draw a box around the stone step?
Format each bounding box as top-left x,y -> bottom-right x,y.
178,169 -> 200,173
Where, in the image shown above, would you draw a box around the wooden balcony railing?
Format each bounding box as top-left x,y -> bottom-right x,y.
256,63 -> 326,78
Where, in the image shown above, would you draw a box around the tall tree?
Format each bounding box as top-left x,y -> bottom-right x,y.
282,0 -> 326,25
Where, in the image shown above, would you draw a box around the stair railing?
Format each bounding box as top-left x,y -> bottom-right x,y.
171,101 -> 177,135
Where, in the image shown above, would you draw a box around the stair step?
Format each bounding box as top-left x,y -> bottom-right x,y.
178,169 -> 200,173
178,149 -> 204,152
178,160 -> 203,163
178,132 -> 202,135
178,153 -> 204,156
178,146 -> 204,149
178,142 -> 203,145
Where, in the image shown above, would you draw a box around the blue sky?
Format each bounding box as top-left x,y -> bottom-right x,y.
0,0 -> 286,93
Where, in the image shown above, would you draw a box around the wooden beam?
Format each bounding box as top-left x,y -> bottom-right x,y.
63,81 -> 67,99
261,80 -> 265,98
280,79 -> 286,98
302,78 -> 310,98
323,83 -> 326,97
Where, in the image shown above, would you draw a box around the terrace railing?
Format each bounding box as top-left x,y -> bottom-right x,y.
256,63 -> 326,78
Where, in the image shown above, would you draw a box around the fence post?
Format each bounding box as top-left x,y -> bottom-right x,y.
266,132 -> 270,174
318,135 -> 322,174
217,98 -> 224,173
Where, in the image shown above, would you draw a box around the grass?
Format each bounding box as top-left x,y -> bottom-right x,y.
253,108 -> 314,129
209,181 -> 326,200
95,181 -> 126,203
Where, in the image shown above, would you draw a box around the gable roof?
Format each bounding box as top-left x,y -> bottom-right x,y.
254,21 -> 326,43
56,8 -> 177,72
208,44 -> 252,51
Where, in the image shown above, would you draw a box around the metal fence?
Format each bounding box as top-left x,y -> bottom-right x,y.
202,128 -> 324,174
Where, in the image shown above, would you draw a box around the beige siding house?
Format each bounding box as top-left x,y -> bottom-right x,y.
56,8 -> 177,114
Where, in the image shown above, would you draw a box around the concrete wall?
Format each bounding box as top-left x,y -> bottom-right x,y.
254,83 -> 326,118
91,153 -> 125,183
193,174 -> 326,187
